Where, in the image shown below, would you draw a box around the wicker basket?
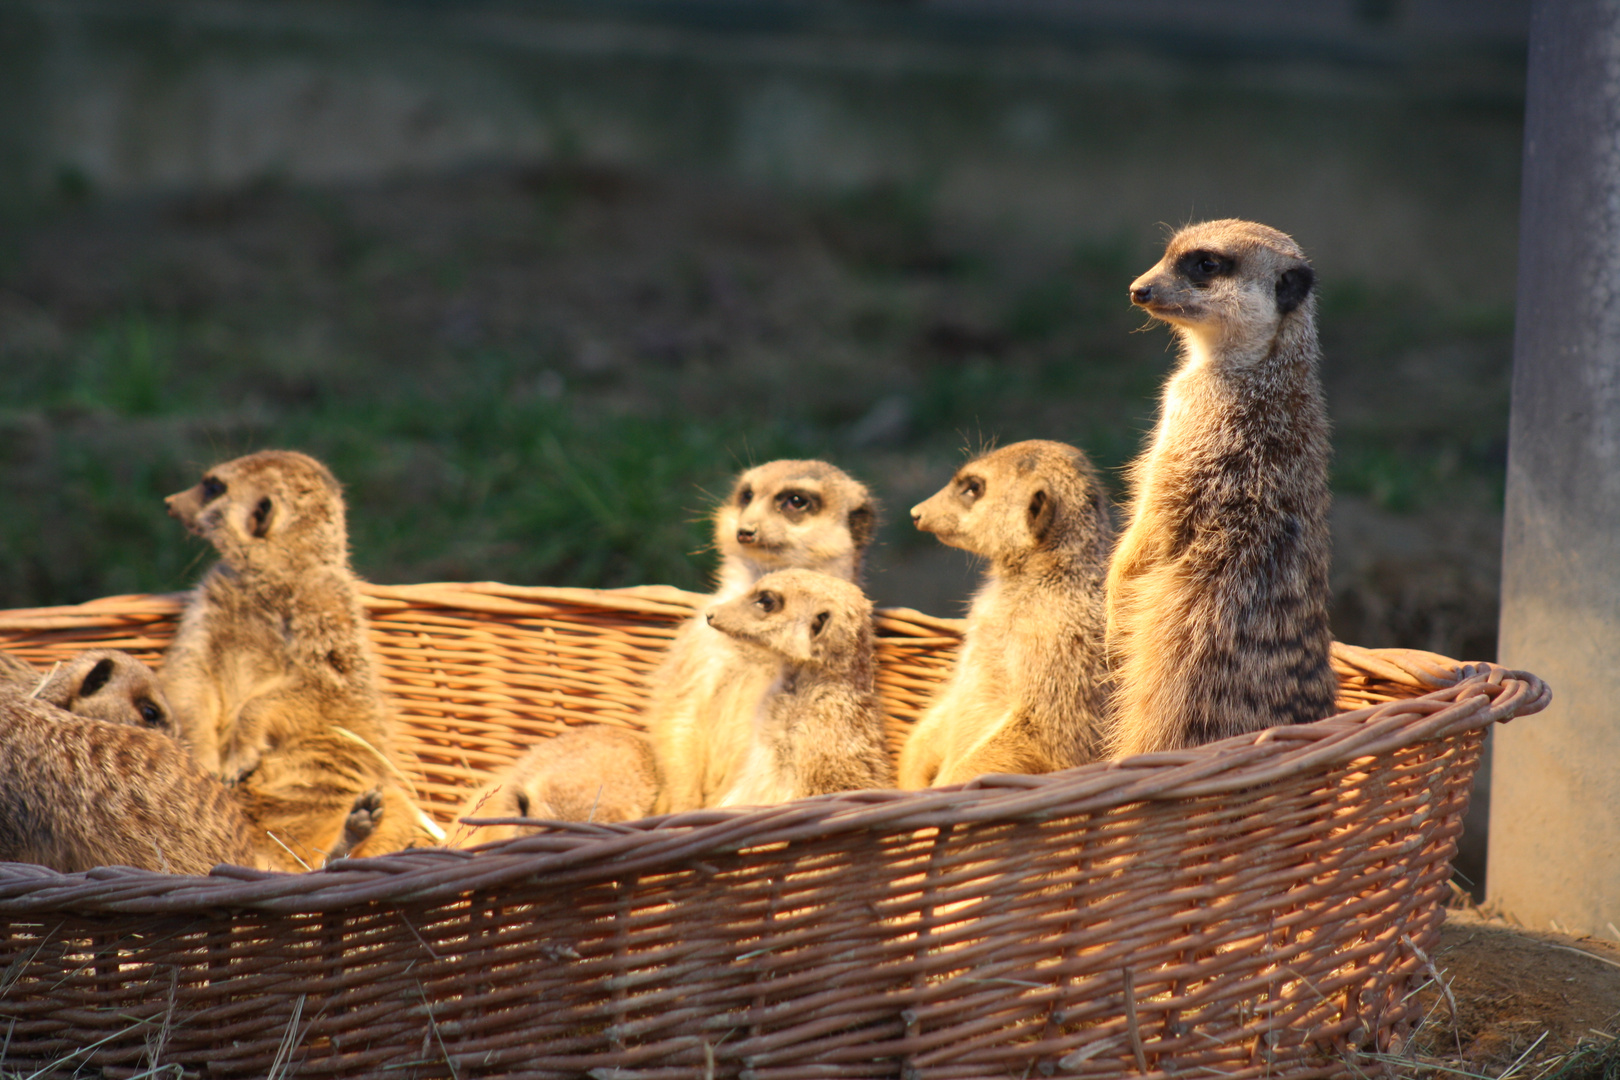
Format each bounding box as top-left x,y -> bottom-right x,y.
0,583 -> 1548,1080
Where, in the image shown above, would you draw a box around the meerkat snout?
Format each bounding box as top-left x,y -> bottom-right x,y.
1130,284 -> 1153,305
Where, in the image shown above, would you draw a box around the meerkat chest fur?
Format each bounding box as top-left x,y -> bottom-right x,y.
1111,218 -> 1336,755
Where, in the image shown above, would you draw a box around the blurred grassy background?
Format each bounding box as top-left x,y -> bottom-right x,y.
0,163 -> 1511,642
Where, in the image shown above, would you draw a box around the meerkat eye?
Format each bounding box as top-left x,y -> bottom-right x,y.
958,476 -> 984,503
755,590 -> 782,614
737,485 -> 754,507
776,491 -> 816,516
200,476 -> 226,501
515,790 -> 531,817
810,611 -> 830,637
137,700 -> 165,728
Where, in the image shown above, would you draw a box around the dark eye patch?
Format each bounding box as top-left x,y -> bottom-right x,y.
1177,249 -> 1236,286
957,475 -> 985,504
200,476 -> 226,501
737,485 -> 754,507
775,490 -> 818,516
755,590 -> 782,614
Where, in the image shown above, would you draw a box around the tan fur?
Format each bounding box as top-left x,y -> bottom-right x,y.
453,725 -> 659,845
26,651 -> 174,734
160,450 -> 427,866
0,687 -> 277,874
705,569 -> 891,807
644,460 -> 875,813
1107,219 -> 1336,756
898,441 -> 1114,788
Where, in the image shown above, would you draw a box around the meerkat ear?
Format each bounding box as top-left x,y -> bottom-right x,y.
847,501 -> 876,551
79,658 -> 114,698
1276,266 -> 1315,315
515,790 -> 531,818
250,496 -> 274,538
1027,488 -> 1055,542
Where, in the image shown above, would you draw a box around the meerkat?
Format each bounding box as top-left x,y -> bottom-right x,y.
0,687 -> 276,874
898,440 -> 1114,789
1107,219 -> 1336,756
645,459 -> 876,813
160,450 -> 431,867
704,569 -> 890,807
452,725 -> 660,846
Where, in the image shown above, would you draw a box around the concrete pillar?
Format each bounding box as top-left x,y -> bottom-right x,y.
1489,0 -> 1620,938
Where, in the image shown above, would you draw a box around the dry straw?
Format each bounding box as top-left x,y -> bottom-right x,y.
0,583 -> 1548,1079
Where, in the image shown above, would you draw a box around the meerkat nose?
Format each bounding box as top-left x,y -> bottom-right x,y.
1130,284 -> 1154,305
705,611 -> 716,625
736,526 -> 757,545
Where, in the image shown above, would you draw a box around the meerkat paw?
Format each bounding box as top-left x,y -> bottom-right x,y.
325,789 -> 383,862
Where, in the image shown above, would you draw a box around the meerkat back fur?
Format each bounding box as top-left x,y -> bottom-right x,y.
1107,219 -> 1335,756
160,450 -> 426,865
454,725 -> 660,846
898,440 -> 1114,788
0,687 -> 278,874
645,460 -> 876,812
705,569 -> 890,807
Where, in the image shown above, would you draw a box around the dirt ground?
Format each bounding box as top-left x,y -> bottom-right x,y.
1394,906 -> 1620,1079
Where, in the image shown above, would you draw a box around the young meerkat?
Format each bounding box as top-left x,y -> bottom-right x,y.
0,688 -> 277,874
645,460 -> 876,813
160,450 -> 429,866
1108,219 -> 1336,756
897,440 -> 1114,789
453,725 -> 660,846
705,569 -> 891,807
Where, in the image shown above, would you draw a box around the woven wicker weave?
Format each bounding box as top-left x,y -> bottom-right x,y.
0,584 -> 1548,1080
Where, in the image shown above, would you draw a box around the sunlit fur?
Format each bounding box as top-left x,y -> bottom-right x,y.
1107,220 -> 1335,756
161,450 -> 425,866
644,460 -> 875,813
706,569 -> 891,807
898,440 -> 1114,788
453,725 -> 660,845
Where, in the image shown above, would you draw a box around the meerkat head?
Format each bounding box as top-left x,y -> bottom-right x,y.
705,568 -> 873,671
36,649 -> 173,733
165,450 -> 348,574
712,460 -> 876,585
912,440 -> 1111,566
1128,219 -> 1315,361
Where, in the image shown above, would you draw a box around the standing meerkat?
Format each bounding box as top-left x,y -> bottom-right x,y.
898,440 -> 1114,789
706,569 -> 891,807
453,725 -> 660,846
645,460 -> 876,813
160,450 -> 430,866
0,688 -> 277,874
1107,219 -> 1335,756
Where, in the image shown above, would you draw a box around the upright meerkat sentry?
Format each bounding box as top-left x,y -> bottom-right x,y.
453,725 -> 660,846
645,460 -> 876,813
0,688 -> 276,874
160,450 -> 431,866
705,569 -> 891,807
1108,219 -> 1336,756
897,440 -> 1114,789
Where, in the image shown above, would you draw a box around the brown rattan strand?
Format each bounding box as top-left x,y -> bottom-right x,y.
0,583 -> 1549,1080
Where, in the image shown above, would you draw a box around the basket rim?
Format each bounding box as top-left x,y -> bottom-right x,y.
0,584 -> 1550,916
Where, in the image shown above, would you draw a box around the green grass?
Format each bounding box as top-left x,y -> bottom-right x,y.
0,169 -> 1514,609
